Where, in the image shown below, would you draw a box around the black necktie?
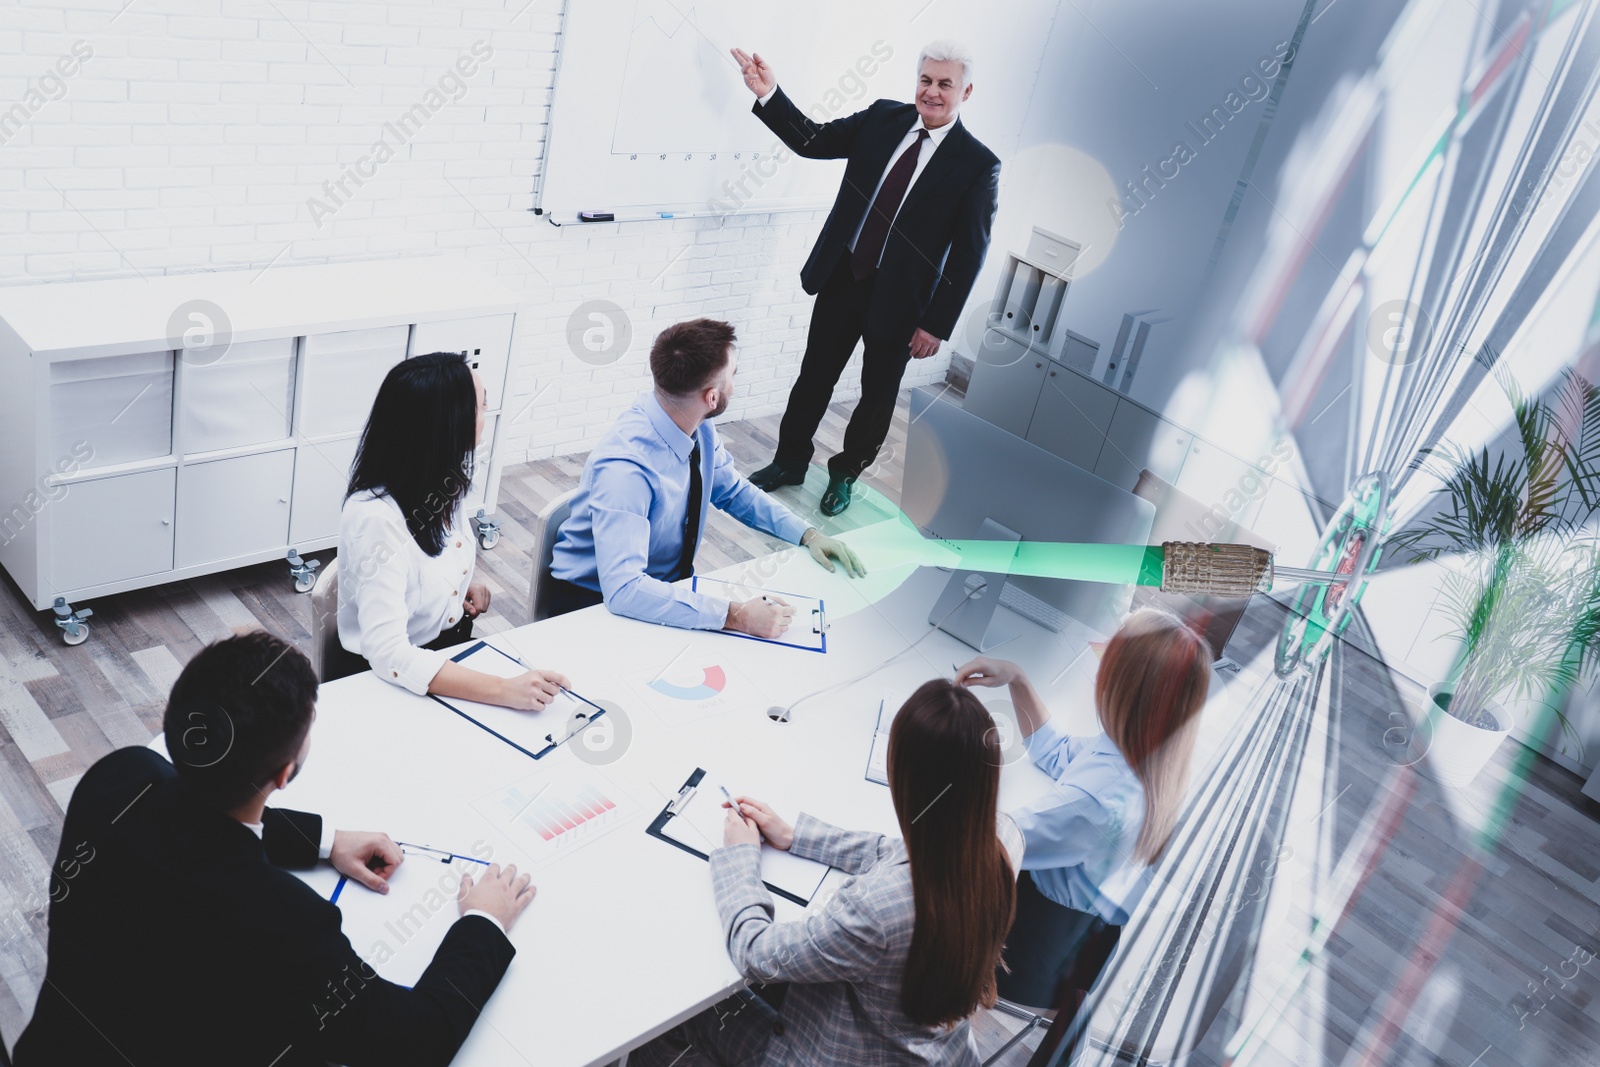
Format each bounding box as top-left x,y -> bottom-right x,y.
674,440 -> 702,582
852,127 -> 930,280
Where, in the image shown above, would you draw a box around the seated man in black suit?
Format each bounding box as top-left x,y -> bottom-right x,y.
14,630 -> 534,1066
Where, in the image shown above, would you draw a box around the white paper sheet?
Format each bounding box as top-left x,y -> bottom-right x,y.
318,852 -> 490,988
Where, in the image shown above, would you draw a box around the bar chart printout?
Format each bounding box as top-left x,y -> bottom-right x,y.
472,760 -> 636,868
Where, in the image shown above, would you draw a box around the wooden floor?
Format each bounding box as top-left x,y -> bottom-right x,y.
0,391 -> 1044,1063
5,385 -> 1599,1065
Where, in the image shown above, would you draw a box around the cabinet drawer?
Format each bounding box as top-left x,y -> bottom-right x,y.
409,314 -> 514,410
176,450 -> 294,567
51,468 -> 175,591
298,326 -> 409,437
179,338 -> 296,454
289,436 -> 360,545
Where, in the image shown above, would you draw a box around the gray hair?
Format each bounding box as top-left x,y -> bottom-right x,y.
918,39 -> 974,87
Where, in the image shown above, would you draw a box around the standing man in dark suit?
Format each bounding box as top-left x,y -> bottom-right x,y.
14,631 -> 535,1067
734,40 -> 1000,516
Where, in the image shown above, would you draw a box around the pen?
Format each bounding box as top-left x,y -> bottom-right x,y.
719,784 -> 742,816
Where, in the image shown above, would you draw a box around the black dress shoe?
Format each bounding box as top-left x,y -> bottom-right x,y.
820,476 -> 853,517
749,462 -> 806,491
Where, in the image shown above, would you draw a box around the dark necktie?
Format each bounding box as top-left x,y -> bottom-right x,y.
851,127 -> 930,280
673,440 -> 703,582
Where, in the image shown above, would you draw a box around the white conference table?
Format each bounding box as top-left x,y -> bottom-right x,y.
272,520 -> 1108,1067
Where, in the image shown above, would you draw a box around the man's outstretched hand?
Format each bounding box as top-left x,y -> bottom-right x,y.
731,48 -> 774,98
804,530 -> 867,578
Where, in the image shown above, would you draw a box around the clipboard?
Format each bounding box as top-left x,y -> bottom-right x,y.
690,576 -> 827,653
865,696 -> 891,786
429,641 -> 608,760
646,767 -> 831,907
322,842 -> 489,988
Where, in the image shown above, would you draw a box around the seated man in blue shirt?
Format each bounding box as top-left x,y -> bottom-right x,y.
547,317 -> 865,636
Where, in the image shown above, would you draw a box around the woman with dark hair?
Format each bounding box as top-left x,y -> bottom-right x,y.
335,352 -> 568,708
631,679 -> 1022,1066
957,607 -> 1212,1009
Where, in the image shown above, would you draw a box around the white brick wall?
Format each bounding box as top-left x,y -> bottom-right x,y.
0,0 -> 951,462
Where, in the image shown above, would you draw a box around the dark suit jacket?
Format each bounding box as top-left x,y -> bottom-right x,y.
753,87 -> 1000,345
14,747 -> 515,1067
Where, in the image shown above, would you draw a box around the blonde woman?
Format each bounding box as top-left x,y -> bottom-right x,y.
957,608 -> 1210,1007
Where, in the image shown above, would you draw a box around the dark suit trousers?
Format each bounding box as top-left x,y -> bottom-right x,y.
775,251 -> 912,481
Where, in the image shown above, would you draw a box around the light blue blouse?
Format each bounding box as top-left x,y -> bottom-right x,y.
1010,719 -> 1151,925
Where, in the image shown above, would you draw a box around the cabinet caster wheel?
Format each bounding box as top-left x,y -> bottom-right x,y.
287,550 -> 321,594
473,508 -> 501,551
52,597 -> 93,647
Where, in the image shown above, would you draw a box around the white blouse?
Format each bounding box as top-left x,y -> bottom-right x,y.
337,490 -> 478,695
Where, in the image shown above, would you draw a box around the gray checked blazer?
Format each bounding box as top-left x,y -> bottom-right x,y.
705,812 -> 1025,1066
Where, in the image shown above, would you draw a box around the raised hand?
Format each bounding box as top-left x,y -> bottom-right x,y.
730,48 -> 774,98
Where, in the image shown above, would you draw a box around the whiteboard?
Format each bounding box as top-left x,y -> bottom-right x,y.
536,0 -> 1058,222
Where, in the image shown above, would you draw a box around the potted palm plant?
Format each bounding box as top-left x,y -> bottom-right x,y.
1391,368 -> 1600,786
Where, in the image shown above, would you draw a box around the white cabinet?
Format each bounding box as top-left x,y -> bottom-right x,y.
177,450 -> 295,567
963,352 -> 1049,438
51,469 -> 175,590
410,314 -> 515,410
0,256 -> 522,623
1025,364 -> 1117,471
288,435 -> 361,545
298,326 -> 410,438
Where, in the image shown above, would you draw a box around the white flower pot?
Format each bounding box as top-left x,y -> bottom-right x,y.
1408,684 -> 1513,787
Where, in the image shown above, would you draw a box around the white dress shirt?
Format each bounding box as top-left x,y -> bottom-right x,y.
337,489 -> 477,696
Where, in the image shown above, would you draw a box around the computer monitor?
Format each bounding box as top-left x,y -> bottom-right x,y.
902,386 -> 1157,639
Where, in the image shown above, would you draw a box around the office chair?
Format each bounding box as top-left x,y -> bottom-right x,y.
983,922 -> 1123,1066
308,556 -> 347,682
526,488 -> 578,623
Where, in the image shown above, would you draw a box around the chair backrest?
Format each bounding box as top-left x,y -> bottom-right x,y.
309,556 -> 343,682
527,488 -> 579,624
1027,922 -> 1123,1067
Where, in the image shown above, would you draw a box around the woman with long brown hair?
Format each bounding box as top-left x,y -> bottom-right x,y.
631,679 -> 1021,1065
957,607 -> 1211,1008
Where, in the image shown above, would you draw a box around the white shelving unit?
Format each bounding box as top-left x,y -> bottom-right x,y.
0,256 -> 522,644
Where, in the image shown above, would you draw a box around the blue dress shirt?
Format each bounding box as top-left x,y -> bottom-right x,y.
1010,718 -> 1151,925
550,392 -> 811,630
